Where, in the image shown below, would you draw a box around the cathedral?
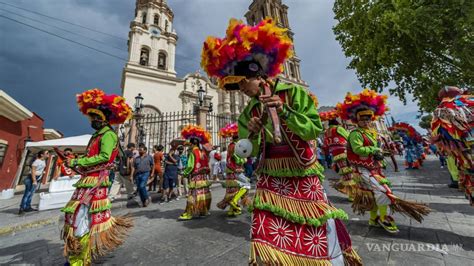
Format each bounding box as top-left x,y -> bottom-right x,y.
121,0 -> 307,118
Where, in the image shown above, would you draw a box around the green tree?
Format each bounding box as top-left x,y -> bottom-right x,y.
418,114 -> 433,130
333,0 -> 474,112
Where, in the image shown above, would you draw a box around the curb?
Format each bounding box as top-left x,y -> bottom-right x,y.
0,216 -> 60,237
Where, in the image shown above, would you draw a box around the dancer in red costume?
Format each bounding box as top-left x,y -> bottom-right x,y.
61,89 -> 133,265
202,18 -> 361,265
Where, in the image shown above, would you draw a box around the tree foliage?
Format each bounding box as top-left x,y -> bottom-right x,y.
333,0 -> 474,112
418,114 -> 433,130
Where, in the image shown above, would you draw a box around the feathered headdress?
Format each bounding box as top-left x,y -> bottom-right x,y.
219,122 -> 238,138
392,122 -> 417,138
77,88 -> 132,125
309,92 -> 319,108
181,125 -> 211,144
336,89 -> 388,122
319,110 -> 339,121
201,18 -> 293,90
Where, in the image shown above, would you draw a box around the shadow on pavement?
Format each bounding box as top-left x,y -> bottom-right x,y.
130,208 -> 251,241
0,239 -> 63,264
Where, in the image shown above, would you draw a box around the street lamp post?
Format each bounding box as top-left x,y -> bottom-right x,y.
128,93 -> 144,145
195,86 -> 212,128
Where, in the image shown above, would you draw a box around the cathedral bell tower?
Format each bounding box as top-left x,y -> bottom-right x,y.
245,0 -> 308,89
127,0 -> 178,76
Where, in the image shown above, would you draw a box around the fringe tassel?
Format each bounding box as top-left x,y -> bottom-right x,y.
216,192 -> 237,210
89,199 -> 112,213
343,247 -> 363,266
61,224 -> 82,257
391,198 -> 431,223
256,189 -> 340,220
351,189 -> 375,215
73,176 -> 110,188
260,157 -> 325,179
89,215 -> 133,259
250,241 -> 332,266
61,200 -> 80,214
240,194 -> 252,207
186,192 -> 212,216
331,180 -> 357,197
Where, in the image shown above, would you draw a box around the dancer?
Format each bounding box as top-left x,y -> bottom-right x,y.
61,89 -> 133,265
216,123 -> 251,217
320,110 -> 357,201
202,18 -> 361,265
431,86 -> 473,204
392,122 -> 419,170
338,89 -> 430,234
178,125 -> 212,220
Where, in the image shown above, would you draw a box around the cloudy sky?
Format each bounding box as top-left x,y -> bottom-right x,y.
0,0 -> 423,137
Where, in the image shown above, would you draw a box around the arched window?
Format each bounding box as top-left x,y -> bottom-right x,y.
165,20 -> 169,32
140,47 -> 150,66
289,63 -> 296,78
153,14 -> 159,25
142,13 -> 147,24
251,15 -> 256,25
158,52 -> 167,70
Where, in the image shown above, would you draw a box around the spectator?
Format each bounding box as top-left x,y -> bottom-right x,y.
220,147 -> 227,179
131,146 -> 154,207
19,150 -> 49,214
150,145 -> 164,192
177,146 -> 187,197
110,143 -> 136,200
162,146 -> 180,202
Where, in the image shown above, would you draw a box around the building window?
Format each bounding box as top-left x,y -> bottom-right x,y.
165,20 -> 169,32
153,14 -> 159,25
140,47 -> 150,66
0,143 -> 7,165
142,13 -> 147,24
289,63 -> 296,78
158,52 -> 167,69
261,6 -> 265,18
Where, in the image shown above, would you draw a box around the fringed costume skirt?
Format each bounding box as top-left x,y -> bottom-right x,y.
61,170 -> 133,260
185,173 -> 212,216
249,144 -> 362,265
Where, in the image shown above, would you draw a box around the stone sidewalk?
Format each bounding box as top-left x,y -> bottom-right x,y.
0,155 -> 473,265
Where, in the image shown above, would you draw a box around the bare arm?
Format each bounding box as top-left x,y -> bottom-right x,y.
31,165 -> 37,184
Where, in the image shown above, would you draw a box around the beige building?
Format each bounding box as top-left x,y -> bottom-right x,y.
121,0 -> 247,117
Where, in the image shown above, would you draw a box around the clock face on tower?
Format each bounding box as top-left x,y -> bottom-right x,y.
149,26 -> 161,37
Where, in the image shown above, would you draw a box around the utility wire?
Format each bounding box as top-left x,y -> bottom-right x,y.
0,14 -> 128,61
0,7 -> 126,52
0,1 -> 204,66
0,14 -> 197,74
0,0 -> 127,41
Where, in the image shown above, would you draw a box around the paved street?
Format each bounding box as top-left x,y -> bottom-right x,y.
0,155 -> 473,265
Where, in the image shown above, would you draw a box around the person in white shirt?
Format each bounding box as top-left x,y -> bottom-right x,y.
19,150 -> 49,214
220,147 -> 227,179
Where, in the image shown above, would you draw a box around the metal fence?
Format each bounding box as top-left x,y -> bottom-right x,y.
122,111 -> 235,152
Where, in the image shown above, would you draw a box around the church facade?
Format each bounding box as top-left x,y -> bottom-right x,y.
121,0 -> 307,119
121,0 -> 247,118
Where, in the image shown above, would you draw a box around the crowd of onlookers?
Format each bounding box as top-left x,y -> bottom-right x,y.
18,142 -> 259,213
109,142 -> 258,208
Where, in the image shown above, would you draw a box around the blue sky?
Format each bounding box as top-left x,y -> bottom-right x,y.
0,0 -> 424,136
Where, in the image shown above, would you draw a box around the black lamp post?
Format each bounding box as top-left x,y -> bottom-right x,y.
134,93 -> 144,112
197,86 -> 205,107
